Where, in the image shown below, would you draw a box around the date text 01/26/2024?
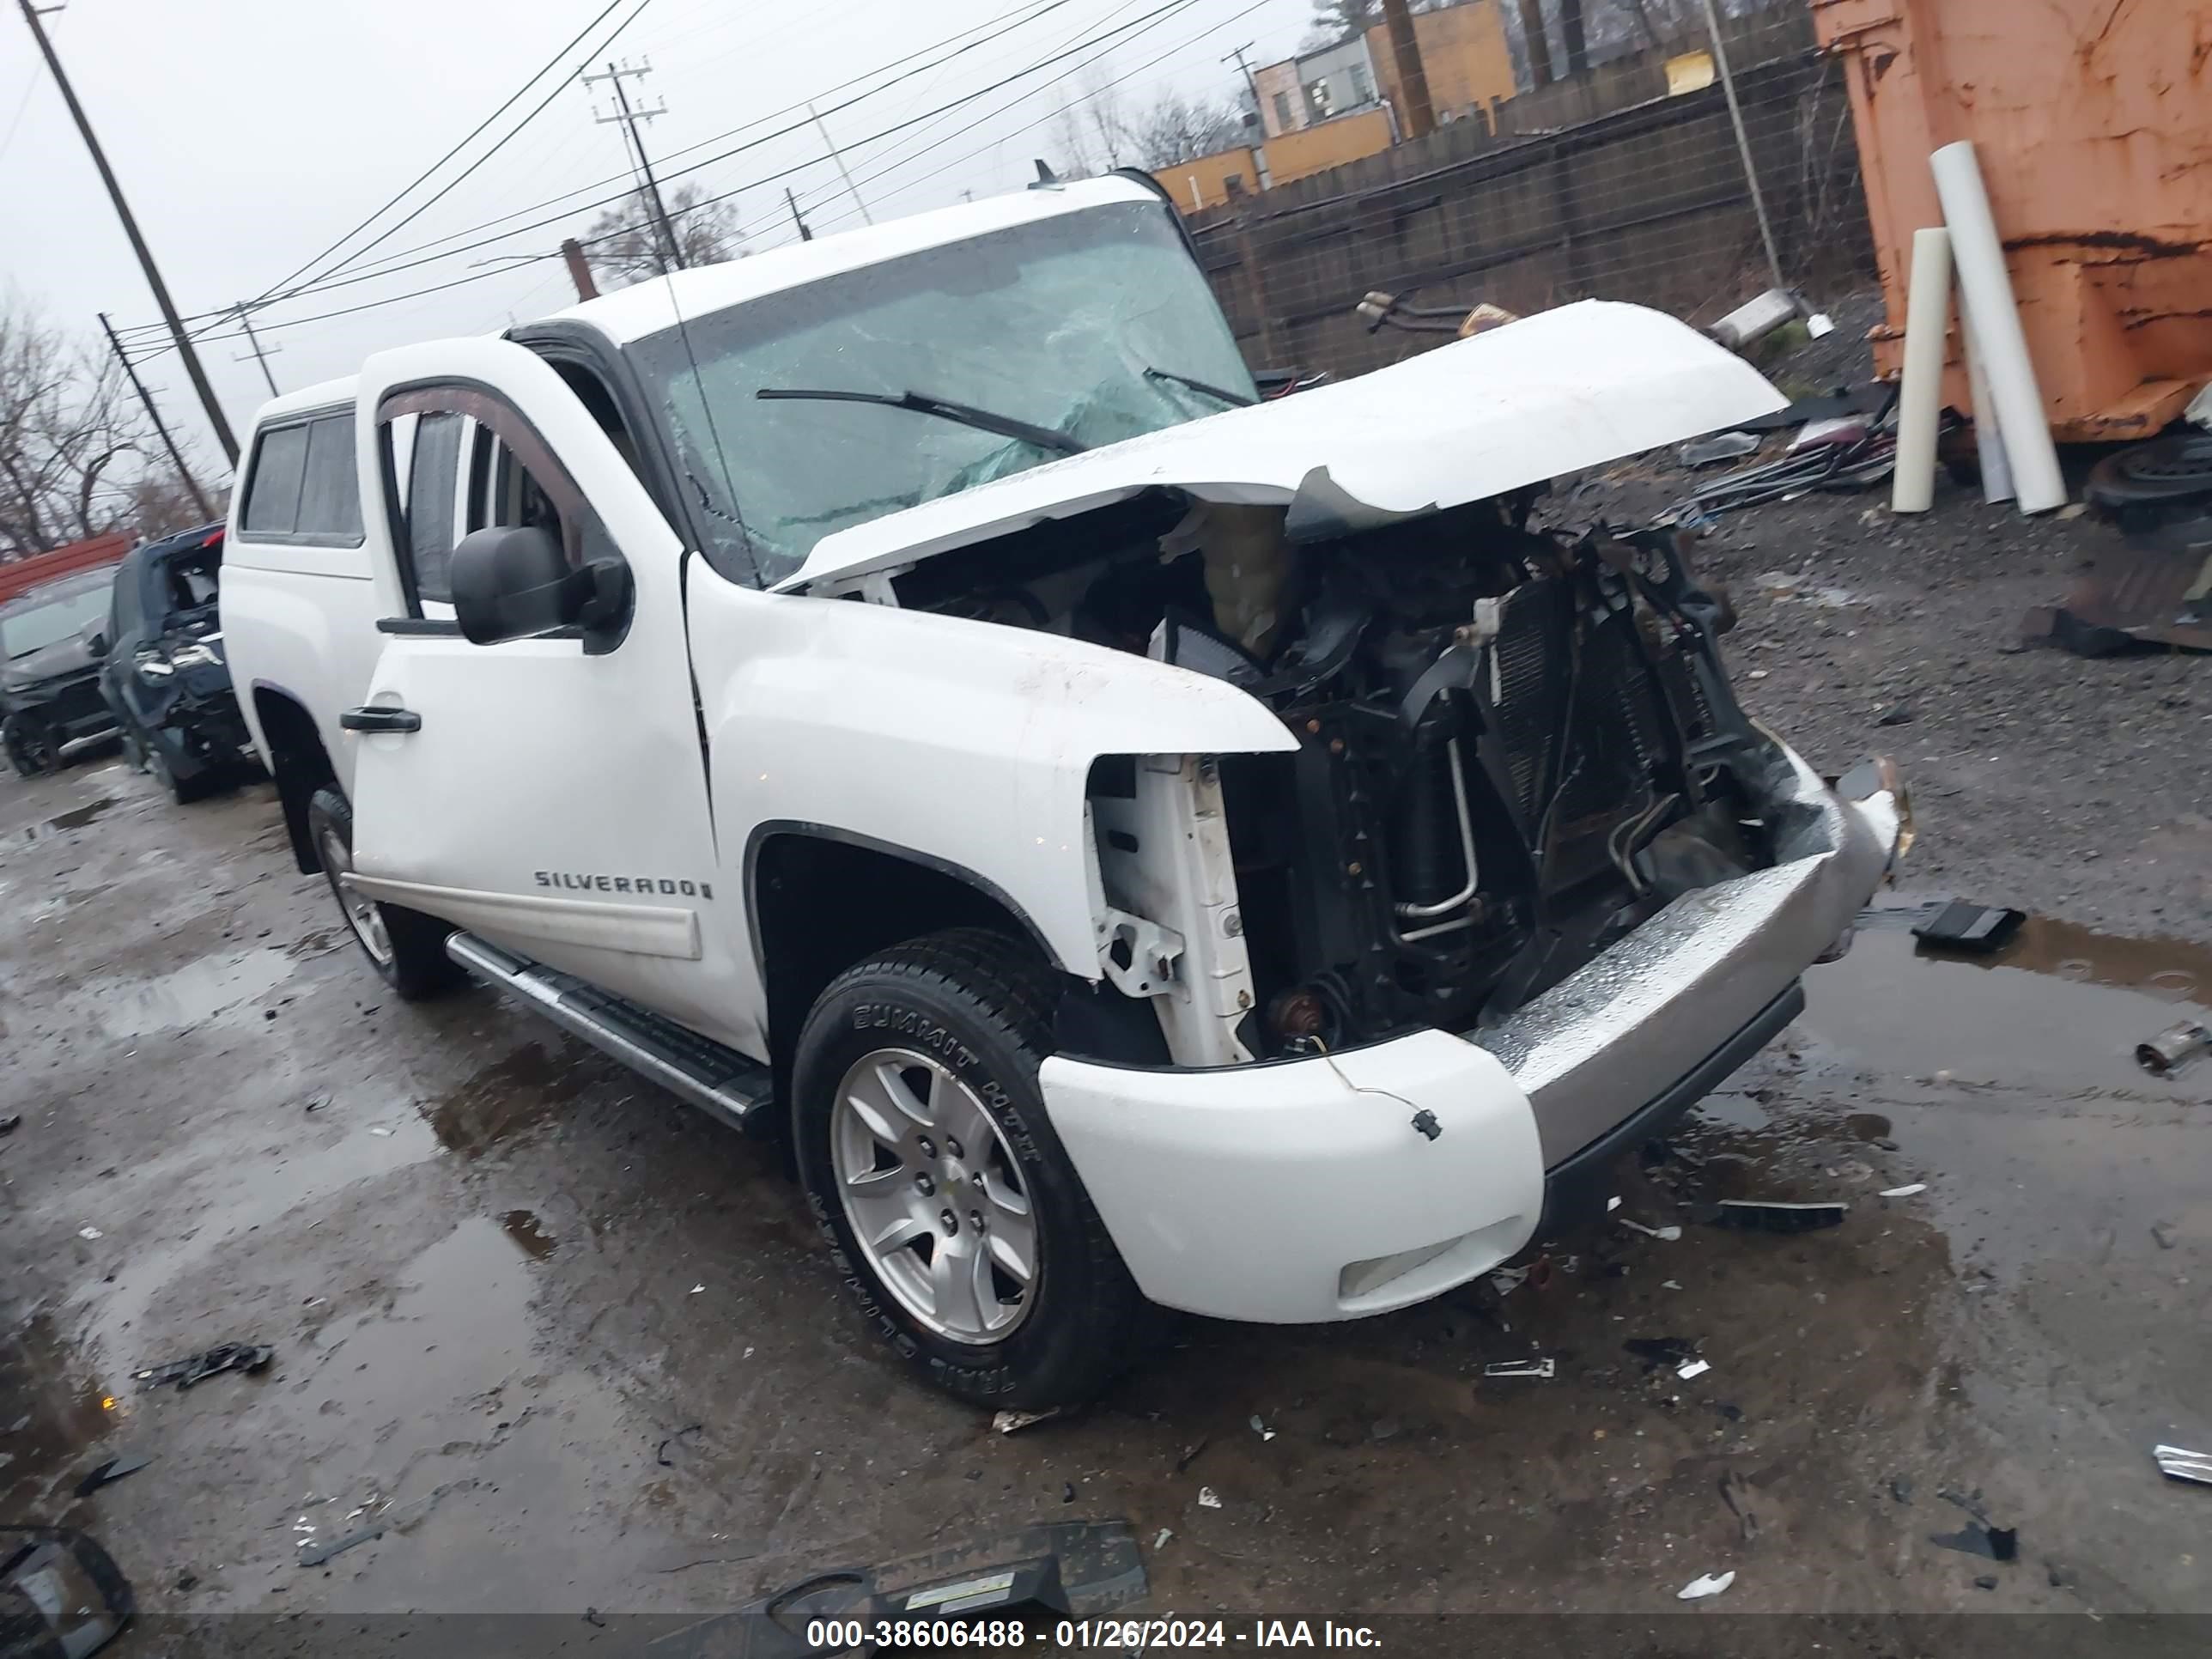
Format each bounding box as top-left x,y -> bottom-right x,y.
804,1620 -> 1383,1649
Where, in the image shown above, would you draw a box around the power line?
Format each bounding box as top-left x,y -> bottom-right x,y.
133,0 -> 1198,356
131,0 -> 1245,359
162,0 -> 1089,330
248,0 -> 647,307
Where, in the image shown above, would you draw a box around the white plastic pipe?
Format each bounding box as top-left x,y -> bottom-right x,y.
1930,140 -> 2066,514
1958,286 -> 2014,504
1892,227 -> 1952,514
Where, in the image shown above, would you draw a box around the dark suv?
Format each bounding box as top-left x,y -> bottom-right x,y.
1,567 -> 122,777
98,525 -> 252,802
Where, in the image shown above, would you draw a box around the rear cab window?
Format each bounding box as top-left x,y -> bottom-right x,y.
236,411 -> 363,547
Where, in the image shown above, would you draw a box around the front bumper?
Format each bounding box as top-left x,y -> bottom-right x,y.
1038,738 -> 1906,1324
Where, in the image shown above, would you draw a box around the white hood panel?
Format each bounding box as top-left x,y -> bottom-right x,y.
774,299 -> 1785,594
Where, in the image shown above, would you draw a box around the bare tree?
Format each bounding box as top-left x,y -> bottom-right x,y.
0,296 -> 198,558
1054,74 -> 1245,175
582,181 -> 744,291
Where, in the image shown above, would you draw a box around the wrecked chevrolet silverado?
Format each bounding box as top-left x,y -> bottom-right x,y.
222,171 -> 1907,1408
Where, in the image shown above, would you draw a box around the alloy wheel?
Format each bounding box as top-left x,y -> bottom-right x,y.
316,825 -> 393,969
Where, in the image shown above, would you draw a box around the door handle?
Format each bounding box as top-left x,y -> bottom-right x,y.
339,705 -> 422,733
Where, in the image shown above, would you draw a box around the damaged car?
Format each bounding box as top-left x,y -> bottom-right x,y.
2,567 -> 122,778
98,524 -> 253,802
222,171 -> 1909,1407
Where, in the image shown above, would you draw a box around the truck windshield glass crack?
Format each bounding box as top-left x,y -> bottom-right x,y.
628,201 -> 1255,584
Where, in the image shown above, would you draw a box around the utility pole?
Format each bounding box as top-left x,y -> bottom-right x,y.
97,313 -> 213,523
1222,43 -> 1262,123
1377,0 -> 1435,140
1516,0 -> 1555,88
583,58 -> 683,273
783,186 -> 813,242
808,102 -> 872,226
560,238 -> 600,301
230,302 -> 280,398
1699,0 -> 1784,291
21,0 -> 237,465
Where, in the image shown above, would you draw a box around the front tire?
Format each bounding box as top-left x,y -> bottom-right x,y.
3,714 -> 55,778
305,786 -> 463,1000
793,928 -> 1146,1409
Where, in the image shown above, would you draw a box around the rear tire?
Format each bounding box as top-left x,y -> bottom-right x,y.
793,927 -> 1147,1409
305,786 -> 463,1000
146,742 -> 215,805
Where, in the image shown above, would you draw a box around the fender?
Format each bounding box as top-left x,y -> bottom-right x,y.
685,561 -> 1295,979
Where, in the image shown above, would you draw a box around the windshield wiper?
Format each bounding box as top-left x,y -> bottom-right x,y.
756,386 -> 1087,457
1143,366 -> 1255,409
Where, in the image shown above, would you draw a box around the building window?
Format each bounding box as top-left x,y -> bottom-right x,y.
1307,80 -> 1334,118
1272,90 -> 1295,132
1349,64 -> 1374,106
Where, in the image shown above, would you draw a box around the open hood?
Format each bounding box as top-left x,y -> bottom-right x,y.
772,299 -> 1785,595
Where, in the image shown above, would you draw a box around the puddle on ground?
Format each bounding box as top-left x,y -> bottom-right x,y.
78,947 -> 295,1041
1801,916 -> 2209,1094
424,1042 -> 601,1158
1845,1111 -> 1893,1141
501,1209 -> 556,1260
9,795 -> 118,850
0,1314 -> 121,1512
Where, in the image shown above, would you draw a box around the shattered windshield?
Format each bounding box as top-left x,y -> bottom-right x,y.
1,578 -> 111,660
627,200 -> 1255,585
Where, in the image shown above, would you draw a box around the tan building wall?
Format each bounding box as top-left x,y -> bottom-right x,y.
1252,61 -> 1307,137
1260,107 -> 1396,188
1367,0 -> 1516,128
1153,147 -> 1263,214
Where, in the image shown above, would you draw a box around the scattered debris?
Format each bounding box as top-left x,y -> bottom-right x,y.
1061,1483 -> 1076,1504
72,1454 -> 153,1498
1717,1469 -> 1759,1540
1974,1574 -> 1999,1591
1662,1279 -> 1683,1291
136,1342 -> 272,1391
1607,1195 -> 1622,1212
1677,1570 -> 1735,1601
1249,1415 -> 1275,1442
1488,1266 -> 1530,1296
2153,1444 -> 2212,1486
1618,1218 -> 1682,1242
1154,1528 -> 1172,1549
295,1482 -> 466,1567
1625,1338 -> 1698,1369
1172,1437 -> 1208,1474
1197,1488 -> 1222,1510
1929,1517 -> 2019,1562
696,1522 -> 1147,1647
1875,701 -> 1917,726
1680,431 -> 1762,468
2023,514 -> 2212,656
0,1114 -> 20,1135
0,1528 -> 133,1659
1677,1358 -> 1712,1381
2136,1019 -> 2211,1078
688,1283 -> 704,1295
2152,1223 -> 2179,1250
1482,1358 -> 1555,1379
655,1425 -> 703,1468
1890,1475 -> 1915,1504
992,1408 -> 1060,1436
1881,1183 -> 1928,1199
77,1227 -> 102,1241
1711,1199 -> 1848,1234
1911,900 -> 2026,954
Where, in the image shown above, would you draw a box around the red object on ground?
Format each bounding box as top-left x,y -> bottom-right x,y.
0,533 -> 133,605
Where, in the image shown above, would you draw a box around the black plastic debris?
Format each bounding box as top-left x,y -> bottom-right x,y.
135,1343 -> 270,1391
1931,1523 -> 2017,1561
660,1522 -> 1147,1658
1911,901 -> 2026,955
656,1424 -> 703,1468
0,1528 -> 133,1659
1974,1574 -> 1999,1591
71,1455 -> 152,1498
1889,1475 -> 1915,1504
1711,1200 -> 1848,1234
1624,1338 -> 1698,1369
0,1115 -> 19,1136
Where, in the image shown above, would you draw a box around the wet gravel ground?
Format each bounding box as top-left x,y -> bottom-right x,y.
2,489 -> 2208,1650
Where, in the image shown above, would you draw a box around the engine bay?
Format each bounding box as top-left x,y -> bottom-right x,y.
892,486 -> 1779,1060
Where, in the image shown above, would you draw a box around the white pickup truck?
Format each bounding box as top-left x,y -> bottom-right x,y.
222,171 -> 1906,1407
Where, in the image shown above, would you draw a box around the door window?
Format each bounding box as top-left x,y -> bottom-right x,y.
400,410 -> 466,606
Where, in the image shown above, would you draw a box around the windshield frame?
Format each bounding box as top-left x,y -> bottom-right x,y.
617,179 -> 1244,591
0,571 -> 116,662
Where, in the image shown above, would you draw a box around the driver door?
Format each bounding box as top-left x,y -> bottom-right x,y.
343,337 -> 750,1049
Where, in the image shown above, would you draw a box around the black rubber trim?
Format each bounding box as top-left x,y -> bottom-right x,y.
1537,979 -> 1806,1237
375,617 -> 461,636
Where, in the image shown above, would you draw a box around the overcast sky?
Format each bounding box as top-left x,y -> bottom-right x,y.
1,0 -> 1316,469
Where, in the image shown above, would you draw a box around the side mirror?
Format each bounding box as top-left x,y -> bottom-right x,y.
449,526 -> 629,647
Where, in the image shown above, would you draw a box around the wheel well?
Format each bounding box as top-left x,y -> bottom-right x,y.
253,689 -> 336,873
749,832 -> 1053,1108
